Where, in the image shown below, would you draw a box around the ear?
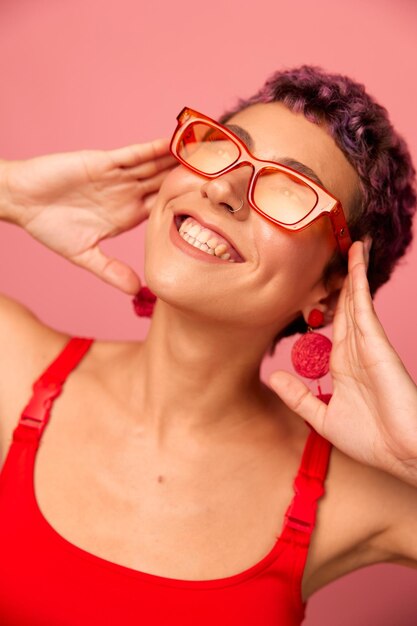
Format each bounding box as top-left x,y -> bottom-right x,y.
300,273 -> 346,326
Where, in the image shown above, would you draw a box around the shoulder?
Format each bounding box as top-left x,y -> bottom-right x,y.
0,294 -> 71,451
0,293 -> 72,402
0,294 -> 142,460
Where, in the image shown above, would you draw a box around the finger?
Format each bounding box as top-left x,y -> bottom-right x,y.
138,169 -> 172,197
143,191 -> 158,212
363,235 -> 372,267
72,245 -> 141,295
343,267 -> 354,333
125,154 -> 177,179
347,242 -> 357,327
350,241 -> 384,338
332,274 -> 349,343
344,241 -> 360,332
109,138 -> 172,168
269,371 -> 327,434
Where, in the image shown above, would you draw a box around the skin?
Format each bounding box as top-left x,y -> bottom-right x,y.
0,102 -> 416,604
140,102 -> 359,442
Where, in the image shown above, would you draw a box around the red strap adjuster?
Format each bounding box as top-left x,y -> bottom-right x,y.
20,379 -> 62,432
284,510 -> 315,534
284,472 -> 325,534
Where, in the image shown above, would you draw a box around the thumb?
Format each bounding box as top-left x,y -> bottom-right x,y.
268,370 -> 327,434
72,244 -> 142,295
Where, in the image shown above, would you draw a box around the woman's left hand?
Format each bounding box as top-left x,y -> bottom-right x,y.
269,240 -> 417,484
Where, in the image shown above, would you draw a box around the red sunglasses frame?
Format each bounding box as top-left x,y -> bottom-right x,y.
170,107 -> 353,258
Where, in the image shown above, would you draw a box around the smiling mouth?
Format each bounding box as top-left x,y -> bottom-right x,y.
174,215 -> 244,263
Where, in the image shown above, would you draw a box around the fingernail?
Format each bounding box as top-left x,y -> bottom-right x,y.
363,239 -> 372,266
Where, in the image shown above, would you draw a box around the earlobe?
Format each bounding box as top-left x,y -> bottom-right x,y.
301,305 -> 327,328
305,308 -> 326,329
302,275 -> 345,327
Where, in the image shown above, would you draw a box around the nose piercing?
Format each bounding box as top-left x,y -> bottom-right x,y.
227,198 -> 244,213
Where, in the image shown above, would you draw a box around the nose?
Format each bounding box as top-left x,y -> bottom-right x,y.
199,164 -> 253,220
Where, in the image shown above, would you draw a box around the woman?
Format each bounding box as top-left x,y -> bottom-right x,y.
0,65 -> 416,625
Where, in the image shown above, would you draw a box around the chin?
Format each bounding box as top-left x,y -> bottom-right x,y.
144,264 -> 204,318
143,222 -> 218,319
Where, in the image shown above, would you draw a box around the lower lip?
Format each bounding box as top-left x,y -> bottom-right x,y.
169,217 -> 237,264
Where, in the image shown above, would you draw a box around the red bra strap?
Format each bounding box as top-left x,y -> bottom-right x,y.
14,336 -> 94,443
283,428 -> 333,539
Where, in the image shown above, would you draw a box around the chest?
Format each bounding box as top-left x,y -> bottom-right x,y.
33,409 -> 301,582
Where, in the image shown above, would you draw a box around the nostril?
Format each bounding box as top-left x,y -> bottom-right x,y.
227,199 -> 244,213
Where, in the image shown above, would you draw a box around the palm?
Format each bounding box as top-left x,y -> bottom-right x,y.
270,241 -> 417,476
321,287 -> 411,467
7,140 -> 176,293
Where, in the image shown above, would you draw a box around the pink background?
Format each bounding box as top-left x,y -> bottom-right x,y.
1,0 -> 416,623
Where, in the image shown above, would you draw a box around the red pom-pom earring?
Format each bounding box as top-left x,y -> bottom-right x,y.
132,286 -> 157,318
291,308 -> 332,401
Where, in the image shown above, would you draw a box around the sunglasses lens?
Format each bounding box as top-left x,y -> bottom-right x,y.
177,122 -> 240,174
175,118 -> 319,226
253,168 -> 318,225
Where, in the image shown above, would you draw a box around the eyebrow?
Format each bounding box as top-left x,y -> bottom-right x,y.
225,123 -> 325,188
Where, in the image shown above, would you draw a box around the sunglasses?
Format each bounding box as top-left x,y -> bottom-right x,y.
169,107 -> 352,258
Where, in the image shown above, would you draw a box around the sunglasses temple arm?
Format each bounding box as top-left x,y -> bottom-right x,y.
329,206 -> 352,257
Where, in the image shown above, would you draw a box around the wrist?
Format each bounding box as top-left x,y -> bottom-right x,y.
0,159 -> 26,227
382,433 -> 417,488
390,456 -> 417,489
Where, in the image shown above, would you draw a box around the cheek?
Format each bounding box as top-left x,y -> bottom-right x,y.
143,174 -> 336,330
254,218 -> 323,282
250,216 -> 335,313
154,163 -> 202,209
255,227 -> 308,311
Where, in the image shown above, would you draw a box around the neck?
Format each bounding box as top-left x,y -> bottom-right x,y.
126,300 -> 284,447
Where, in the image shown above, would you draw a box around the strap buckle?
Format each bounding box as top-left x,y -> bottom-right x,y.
284,472 -> 324,534
20,380 -> 62,431
284,510 -> 315,534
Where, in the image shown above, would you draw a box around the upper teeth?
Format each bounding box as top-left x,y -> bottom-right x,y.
178,217 -> 235,262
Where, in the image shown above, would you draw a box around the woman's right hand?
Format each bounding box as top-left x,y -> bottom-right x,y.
3,139 -> 176,294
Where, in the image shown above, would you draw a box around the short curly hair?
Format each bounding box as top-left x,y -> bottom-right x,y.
218,65 -> 417,355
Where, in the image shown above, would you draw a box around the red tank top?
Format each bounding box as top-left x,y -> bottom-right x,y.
0,336 -> 333,626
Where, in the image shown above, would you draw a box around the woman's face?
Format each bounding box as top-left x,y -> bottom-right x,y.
145,102 -> 359,336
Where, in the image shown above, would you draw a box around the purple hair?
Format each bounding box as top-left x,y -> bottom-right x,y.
218,65 -> 416,351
